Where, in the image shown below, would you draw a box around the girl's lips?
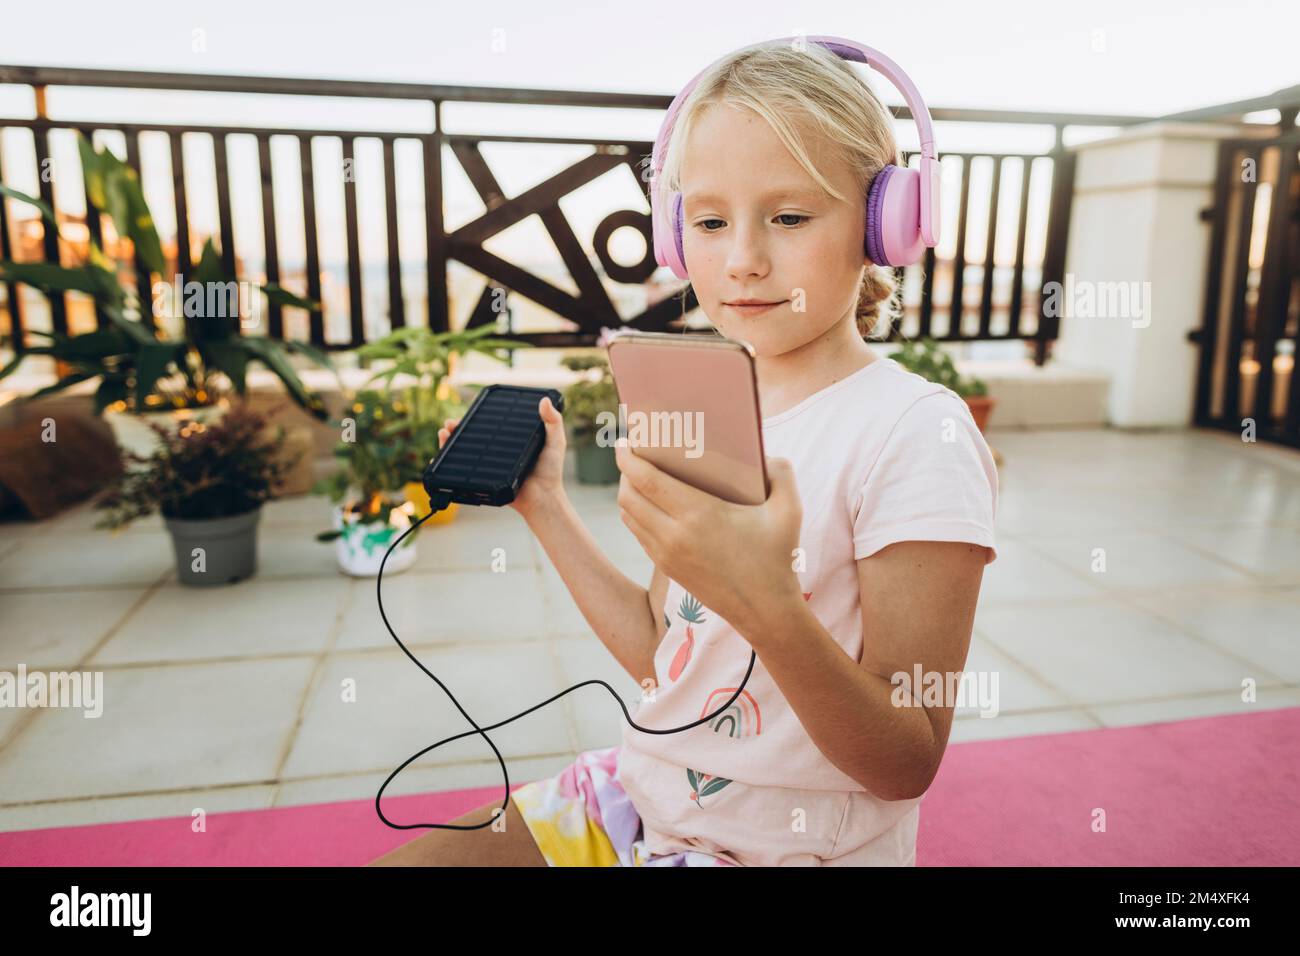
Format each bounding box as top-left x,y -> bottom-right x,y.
725,300 -> 786,316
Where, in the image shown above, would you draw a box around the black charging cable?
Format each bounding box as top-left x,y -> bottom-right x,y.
374,491 -> 757,831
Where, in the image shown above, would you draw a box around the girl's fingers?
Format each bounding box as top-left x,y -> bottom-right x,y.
619,505 -> 654,558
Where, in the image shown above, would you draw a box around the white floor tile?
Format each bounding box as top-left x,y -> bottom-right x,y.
0,784 -> 276,834
1125,586 -> 1300,683
338,565 -> 547,650
1089,688 -> 1300,728
0,657 -> 316,802
1017,530 -> 1254,592
947,708 -> 1101,743
975,600 -> 1256,706
0,588 -> 145,669
92,576 -> 352,664
281,643 -> 569,779
274,752 -> 576,809
0,531 -> 172,589
551,637 -> 643,753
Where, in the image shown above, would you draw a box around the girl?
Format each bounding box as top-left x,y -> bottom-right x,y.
371,40 -> 997,867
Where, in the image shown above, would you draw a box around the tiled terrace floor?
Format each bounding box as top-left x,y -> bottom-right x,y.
1,426 -> 1299,832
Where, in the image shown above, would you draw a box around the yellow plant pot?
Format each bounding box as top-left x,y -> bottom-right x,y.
403,480 -> 458,525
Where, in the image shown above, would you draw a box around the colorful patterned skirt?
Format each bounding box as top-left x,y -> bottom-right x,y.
510,745 -> 736,867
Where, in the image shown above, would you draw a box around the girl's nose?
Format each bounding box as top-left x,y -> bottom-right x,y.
725,222 -> 771,281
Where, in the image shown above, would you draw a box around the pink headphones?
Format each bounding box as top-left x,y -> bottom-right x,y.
650,35 -> 941,276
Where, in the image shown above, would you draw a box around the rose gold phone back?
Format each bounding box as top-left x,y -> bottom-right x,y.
607,336 -> 768,505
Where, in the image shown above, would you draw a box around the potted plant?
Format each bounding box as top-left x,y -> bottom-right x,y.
0,134 -> 336,458
889,338 -> 997,432
350,323 -> 531,524
560,353 -> 621,484
92,403 -> 296,586
312,389 -> 431,576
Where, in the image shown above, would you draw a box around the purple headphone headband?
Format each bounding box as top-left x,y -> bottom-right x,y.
651,35 -> 941,271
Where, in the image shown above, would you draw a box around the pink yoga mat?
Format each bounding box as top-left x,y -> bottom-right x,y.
916,705 -> 1300,866
2,707 -> 1297,866
0,784 -> 522,867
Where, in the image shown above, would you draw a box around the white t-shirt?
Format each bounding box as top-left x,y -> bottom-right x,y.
617,355 -> 999,866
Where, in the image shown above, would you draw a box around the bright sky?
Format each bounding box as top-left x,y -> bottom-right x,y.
3,0 -> 1293,117
0,0 -> 1294,343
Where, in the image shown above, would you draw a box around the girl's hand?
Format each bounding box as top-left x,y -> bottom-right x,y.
614,441 -> 806,644
437,395 -> 568,520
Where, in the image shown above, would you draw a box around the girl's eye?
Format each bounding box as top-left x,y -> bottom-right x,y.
694,214 -> 807,231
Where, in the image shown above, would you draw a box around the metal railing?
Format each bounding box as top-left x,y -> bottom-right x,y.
0,64 -> 1155,365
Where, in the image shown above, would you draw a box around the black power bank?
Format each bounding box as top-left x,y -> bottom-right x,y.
421,384 -> 565,508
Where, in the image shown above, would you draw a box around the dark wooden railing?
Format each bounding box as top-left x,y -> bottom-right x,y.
0,65 -> 1152,365
1192,126 -> 1300,448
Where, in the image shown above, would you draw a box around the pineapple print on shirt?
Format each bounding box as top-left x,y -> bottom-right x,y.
668,592 -> 706,682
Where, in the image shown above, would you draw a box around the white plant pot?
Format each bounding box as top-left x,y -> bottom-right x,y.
332,501 -> 418,577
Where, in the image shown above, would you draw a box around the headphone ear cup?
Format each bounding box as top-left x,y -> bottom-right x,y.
670,192 -> 688,280
865,164 -> 925,267
651,174 -> 689,279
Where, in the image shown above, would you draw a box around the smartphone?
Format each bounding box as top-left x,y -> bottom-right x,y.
605,331 -> 769,505
422,384 -> 564,507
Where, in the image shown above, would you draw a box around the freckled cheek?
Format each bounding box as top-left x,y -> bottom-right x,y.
795,237 -> 860,299
683,244 -> 724,295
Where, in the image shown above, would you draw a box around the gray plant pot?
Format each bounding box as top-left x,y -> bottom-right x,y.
164,506 -> 262,586
574,440 -> 620,485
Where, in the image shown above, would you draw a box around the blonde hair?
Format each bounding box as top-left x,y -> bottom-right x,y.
660,42 -> 903,338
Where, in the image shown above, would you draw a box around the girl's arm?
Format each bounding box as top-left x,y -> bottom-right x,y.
523,493 -> 661,684
732,539 -> 986,802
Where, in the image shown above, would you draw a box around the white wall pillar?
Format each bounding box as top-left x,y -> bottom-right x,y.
1053,121 -> 1266,427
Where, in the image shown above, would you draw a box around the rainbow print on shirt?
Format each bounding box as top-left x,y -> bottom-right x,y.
685,688 -> 763,807
680,592 -> 810,807
700,687 -> 763,738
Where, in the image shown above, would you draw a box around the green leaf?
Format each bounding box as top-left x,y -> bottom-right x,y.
25,370 -> 98,401
115,165 -> 164,276
133,341 -> 182,410
261,282 -> 320,313
353,342 -> 401,361
192,238 -> 227,285
0,260 -> 101,295
236,335 -> 328,420
46,326 -> 131,361
279,338 -> 335,371
204,342 -> 250,394
0,352 -> 27,381
84,243 -> 127,311
0,183 -> 57,228
76,134 -> 165,279
76,133 -> 107,212
699,777 -> 732,797
88,297 -> 155,347
363,367 -> 398,388
101,172 -> 132,256
94,375 -> 129,413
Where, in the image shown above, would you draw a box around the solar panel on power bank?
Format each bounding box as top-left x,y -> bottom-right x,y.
422,384 -> 566,508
